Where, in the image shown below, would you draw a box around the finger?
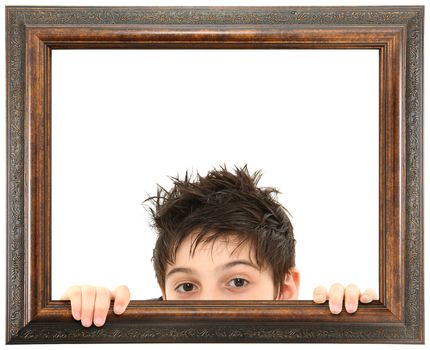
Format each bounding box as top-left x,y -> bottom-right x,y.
328,283 -> 344,315
360,288 -> 377,303
80,285 -> 96,328
344,284 -> 360,314
313,285 -> 328,304
61,286 -> 82,321
59,288 -> 71,301
112,285 -> 131,315
93,287 -> 111,327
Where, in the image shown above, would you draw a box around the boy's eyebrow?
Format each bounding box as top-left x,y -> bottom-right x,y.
166,267 -> 196,278
219,260 -> 260,272
166,260 -> 260,278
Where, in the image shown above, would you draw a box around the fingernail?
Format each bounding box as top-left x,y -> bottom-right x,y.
346,304 -> 357,313
315,294 -> 325,303
114,305 -> 123,314
331,304 -> 342,314
81,318 -> 92,328
73,312 -> 81,320
361,295 -> 371,303
94,318 -> 104,327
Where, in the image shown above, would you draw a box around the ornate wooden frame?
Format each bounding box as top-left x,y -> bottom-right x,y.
6,6 -> 424,344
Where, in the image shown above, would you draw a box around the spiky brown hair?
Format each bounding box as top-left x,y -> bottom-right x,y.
143,164 -> 296,298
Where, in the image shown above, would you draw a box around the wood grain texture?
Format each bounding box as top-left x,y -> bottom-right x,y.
6,6 -> 424,344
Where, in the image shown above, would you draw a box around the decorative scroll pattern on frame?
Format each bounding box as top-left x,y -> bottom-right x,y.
6,6 -> 424,343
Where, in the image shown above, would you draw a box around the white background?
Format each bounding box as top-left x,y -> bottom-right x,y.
1,0 -> 428,349
51,49 -> 379,301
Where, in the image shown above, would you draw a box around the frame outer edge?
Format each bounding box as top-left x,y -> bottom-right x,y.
6,6 -> 425,344
6,7 -> 26,344
404,7 -> 424,343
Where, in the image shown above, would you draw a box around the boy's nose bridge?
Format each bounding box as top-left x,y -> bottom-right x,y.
199,286 -> 222,300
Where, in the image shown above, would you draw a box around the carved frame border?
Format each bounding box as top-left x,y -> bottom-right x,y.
6,6 -> 424,344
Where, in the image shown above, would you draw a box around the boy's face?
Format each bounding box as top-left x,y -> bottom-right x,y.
162,233 -> 299,300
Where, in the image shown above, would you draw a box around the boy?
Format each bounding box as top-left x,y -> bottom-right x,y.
62,165 -> 377,328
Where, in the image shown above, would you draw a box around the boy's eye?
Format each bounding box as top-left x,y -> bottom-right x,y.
228,278 -> 249,288
175,282 -> 196,293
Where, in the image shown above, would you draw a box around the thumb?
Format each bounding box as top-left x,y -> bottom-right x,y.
111,285 -> 131,315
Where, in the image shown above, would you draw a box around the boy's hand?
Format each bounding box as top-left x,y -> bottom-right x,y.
313,283 -> 377,314
60,285 -> 130,327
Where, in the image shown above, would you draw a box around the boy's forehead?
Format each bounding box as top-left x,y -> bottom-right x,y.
177,232 -> 258,263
